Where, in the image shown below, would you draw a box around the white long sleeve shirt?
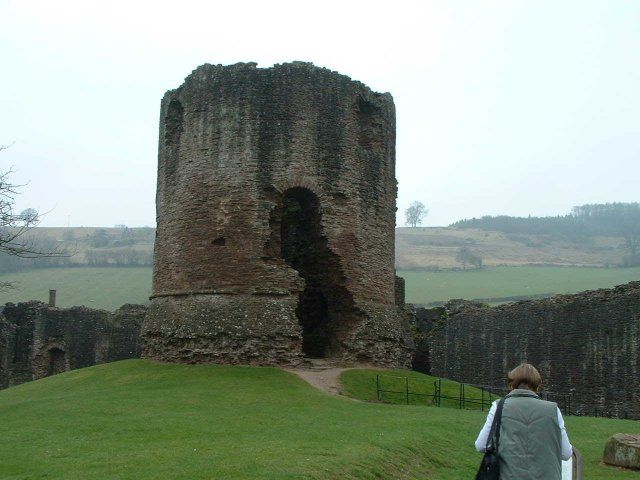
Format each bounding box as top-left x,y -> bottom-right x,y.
475,399 -> 573,461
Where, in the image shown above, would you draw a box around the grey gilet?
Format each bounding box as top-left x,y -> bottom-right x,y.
498,388 -> 562,480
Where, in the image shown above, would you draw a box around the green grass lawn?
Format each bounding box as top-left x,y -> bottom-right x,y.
0,360 -> 636,479
339,368 -> 499,409
0,267 -> 152,311
399,266 -> 640,305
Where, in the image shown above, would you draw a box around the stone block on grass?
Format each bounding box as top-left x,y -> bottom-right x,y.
603,433 -> 640,470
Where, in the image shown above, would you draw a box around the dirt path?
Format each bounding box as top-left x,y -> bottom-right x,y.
286,366 -> 352,396
284,358 -> 366,397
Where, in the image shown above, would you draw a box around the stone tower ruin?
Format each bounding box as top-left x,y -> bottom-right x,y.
142,62 -> 411,366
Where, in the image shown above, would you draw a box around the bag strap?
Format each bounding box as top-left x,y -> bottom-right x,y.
486,397 -> 506,452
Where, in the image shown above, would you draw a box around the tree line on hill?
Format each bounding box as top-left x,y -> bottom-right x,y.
84,248 -> 152,267
451,202 -> 640,266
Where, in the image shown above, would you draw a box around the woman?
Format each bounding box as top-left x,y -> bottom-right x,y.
475,363 -> 573,479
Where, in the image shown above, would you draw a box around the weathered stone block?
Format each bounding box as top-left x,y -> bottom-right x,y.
603,434 -> 640,470
143,294 -> 302,365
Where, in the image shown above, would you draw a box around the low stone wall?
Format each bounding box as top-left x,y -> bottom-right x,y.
412,282 -> 640,419
0,301 -> 145,389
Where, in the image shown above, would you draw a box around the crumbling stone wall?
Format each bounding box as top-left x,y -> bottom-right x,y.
144,62 -> 411,366
0,302 -> 145,389
0,315 -> 15,388
394,275 -> 406,308
414,282 -> 640,419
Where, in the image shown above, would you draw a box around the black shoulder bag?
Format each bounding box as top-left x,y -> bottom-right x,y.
475,398 -> 506,480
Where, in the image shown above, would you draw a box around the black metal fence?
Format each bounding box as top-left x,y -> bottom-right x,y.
375,374 -> 573,415
592,406 -> 636,420
375,374 -> 497,411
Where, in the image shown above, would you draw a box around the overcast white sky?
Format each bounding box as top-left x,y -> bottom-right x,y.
1,0 -> 638,227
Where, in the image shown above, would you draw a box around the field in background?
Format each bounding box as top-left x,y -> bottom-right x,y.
396,226 -> 628,270
0,267 -> 152,310
18,226 -> 633,270
0,360 -> 636,479
0,265 -> 638,311
399,266 -> 640,305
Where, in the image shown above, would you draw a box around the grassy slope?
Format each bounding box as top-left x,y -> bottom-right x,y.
339,368 -> 499,409
0,361 -> 636,480
338,370 -> 639,480
0,267 -> 152,310
399,266 -> 640,305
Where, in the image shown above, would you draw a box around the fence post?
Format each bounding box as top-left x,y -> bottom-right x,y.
376,374 -> 380,401
405,377 -> 409,405
481,387 -> 485,412
49,289 -> 57,307
462,383 -> 466,410
437,379 -> 442,407
459,383 -> 463,409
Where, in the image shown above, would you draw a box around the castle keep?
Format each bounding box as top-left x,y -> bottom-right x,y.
142,62 -> 412,366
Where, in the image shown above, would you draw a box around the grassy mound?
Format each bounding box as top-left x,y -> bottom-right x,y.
0,360 -> 637,479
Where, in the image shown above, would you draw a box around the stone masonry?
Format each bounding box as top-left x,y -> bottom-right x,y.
0,302 -> 145,389
143,62 -> 413,366
412,282 -> 640,419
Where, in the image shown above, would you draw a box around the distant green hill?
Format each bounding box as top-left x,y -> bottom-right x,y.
0,360 -> 636,479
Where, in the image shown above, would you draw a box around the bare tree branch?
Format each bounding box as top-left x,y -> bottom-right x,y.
0,144 -> 67,262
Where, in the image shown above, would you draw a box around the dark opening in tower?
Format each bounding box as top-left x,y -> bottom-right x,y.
280,188 -> 356,358
47,348 -> 67,376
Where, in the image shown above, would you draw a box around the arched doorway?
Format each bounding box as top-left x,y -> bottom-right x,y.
280,188 -> 355,358
47,348 -> 67,376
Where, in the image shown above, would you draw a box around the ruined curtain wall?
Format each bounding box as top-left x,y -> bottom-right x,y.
427,282 -> 640,419
0,302 -> 145,389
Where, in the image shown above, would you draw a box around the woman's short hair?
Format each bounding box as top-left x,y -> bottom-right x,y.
508,363 -> 542,391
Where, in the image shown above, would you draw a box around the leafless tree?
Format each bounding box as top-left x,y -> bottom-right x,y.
405,201 -> 428,228
0,144 -> 65,289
